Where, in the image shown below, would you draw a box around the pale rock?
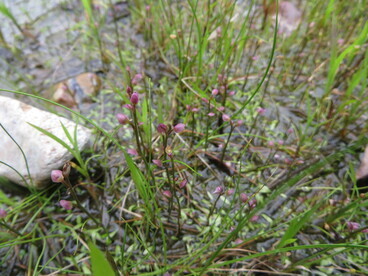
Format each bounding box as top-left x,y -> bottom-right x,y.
0,96 -> 91,188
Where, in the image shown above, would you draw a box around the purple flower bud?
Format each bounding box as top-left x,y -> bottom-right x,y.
213,186 -> 224,195
186,105 -> 191,111
268,141 -> 275,147
287,128 -> 293,134
218,106 -> 225,111
126,86 -> 133,95
163,190 -> 172,198
256,107 -> 266,115
130,92 -> 139,105
179,179 -> 187,189
234,238 -> 243,245
236,120 -> 243,127
240,193 -> 248,203
60,200 -> 72,210
362,228 -> 368,233
211,89 -> 219,96
202,97 -> 209,104
222,114 -> 231,122
152,159 -> 163,167
51,170 -> 64,183
191,107 -> 199,112
0,208 -> 7,218
127,148 -> 138,156
228,91 -> 236,96
116,113 -> 129,125
248,198 -> 257,209
157,123 -> 168,134
347,221 -> 360,232
226,188 -> 235,196
250,215 -> 260,222
173,123 -> 185,133
208,112 -> 215,117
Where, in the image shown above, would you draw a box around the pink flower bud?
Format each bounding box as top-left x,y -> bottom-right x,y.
130,92 -> 139,105
236,120 -> 243,127
347,221 -> 360,232
228,91 -> 236,96
248,198 -> 257,209
226,188 -> 235,196
211,89 -> 219,96
152,159 -> 163,167
60,200 -> 72,210
157,123 -> 168,134
191,107 -> 199,112
222,114 -> 231,122
163,190 -> 172,198
256,107 -> 266,115
116,113 -> 129,125
250,215 -> 260,222
51,170 -> 64,183
202,97 -> 209,104
0,208 -> 7,218
240,193 -> 248,203
179,179 -> 187,189
213,186 -> 224,195
208,112 -> 215,117
173,123 -> 185,133
132,74 -> 143,85
218,106 -> 225,111
123,104 -> 134,110
127,148 -> 138,156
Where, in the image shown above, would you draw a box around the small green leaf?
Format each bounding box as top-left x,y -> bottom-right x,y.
89,242 -> 115,276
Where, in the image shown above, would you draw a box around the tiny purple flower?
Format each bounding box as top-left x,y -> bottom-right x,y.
208,112 -> 215,117
116,113 -> 129,125
51,170 -> 64,183
152,159 -> 163,167
268,141 -> 275,147
127,149 -> 138,156
228,91 -> 236,96
60,200 -> 72,210
250,215 -> 260,222
362,228 -> 368,233
202,97 -> 209,104
0,209 -> 7,218
130,92 -> 139,105
240,193 -> 248,203
157,123 -> 168,134
213,186 -> 224,195
222,114 -> 231,122
173,123 -> 185,133
191,107 -> 199,112
347,221 -> 360,232
218,106 -> 225,111
163,190 -> 172,198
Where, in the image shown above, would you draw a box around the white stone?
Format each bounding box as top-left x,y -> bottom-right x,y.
0,96 -> 91,188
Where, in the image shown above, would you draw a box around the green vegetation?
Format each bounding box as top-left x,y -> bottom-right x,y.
0,0 -> 367,274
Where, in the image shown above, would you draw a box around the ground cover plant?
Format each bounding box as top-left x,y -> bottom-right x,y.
0,0 -> 368,275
